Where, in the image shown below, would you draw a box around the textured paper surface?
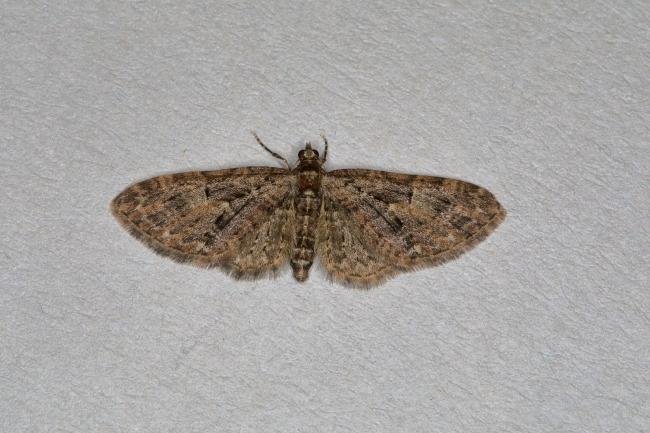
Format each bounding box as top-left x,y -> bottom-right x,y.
1,1 -> 648,432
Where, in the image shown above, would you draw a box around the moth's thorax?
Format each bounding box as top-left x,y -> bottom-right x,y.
293,143 -> 324,197
291,144 -> 324,282
296,165 -> 322,190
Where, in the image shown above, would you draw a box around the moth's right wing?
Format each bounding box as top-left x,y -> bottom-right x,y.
111,167 -> 295,279
319,169 -> 505,287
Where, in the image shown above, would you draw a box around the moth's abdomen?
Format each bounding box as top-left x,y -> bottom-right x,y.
291,169 -> 322,282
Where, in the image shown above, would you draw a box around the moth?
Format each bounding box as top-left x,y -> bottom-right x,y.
111,133 -> 506,287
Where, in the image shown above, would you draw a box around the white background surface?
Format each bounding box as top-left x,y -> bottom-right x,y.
1,1 -> 648,432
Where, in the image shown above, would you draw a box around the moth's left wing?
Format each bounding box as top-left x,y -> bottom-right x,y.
319,169 -> 506,287
111,167 -> 295,279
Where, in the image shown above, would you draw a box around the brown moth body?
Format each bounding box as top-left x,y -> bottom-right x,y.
291,143 -> 323,281
111,134 -> 506,287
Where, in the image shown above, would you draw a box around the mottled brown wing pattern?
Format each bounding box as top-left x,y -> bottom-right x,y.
111,167 -> 295,279
319,169 -> 506,287
317,197 -> 396,285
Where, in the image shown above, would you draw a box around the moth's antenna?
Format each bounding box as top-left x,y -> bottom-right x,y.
251,131 -> 290,169
320,133 -> 328,164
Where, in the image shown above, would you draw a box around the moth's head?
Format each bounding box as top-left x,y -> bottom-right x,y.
298,142 -> 320,161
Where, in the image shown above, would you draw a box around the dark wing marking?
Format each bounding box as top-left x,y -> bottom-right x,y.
319,169 -> 506,287
111,167 -> 295,279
